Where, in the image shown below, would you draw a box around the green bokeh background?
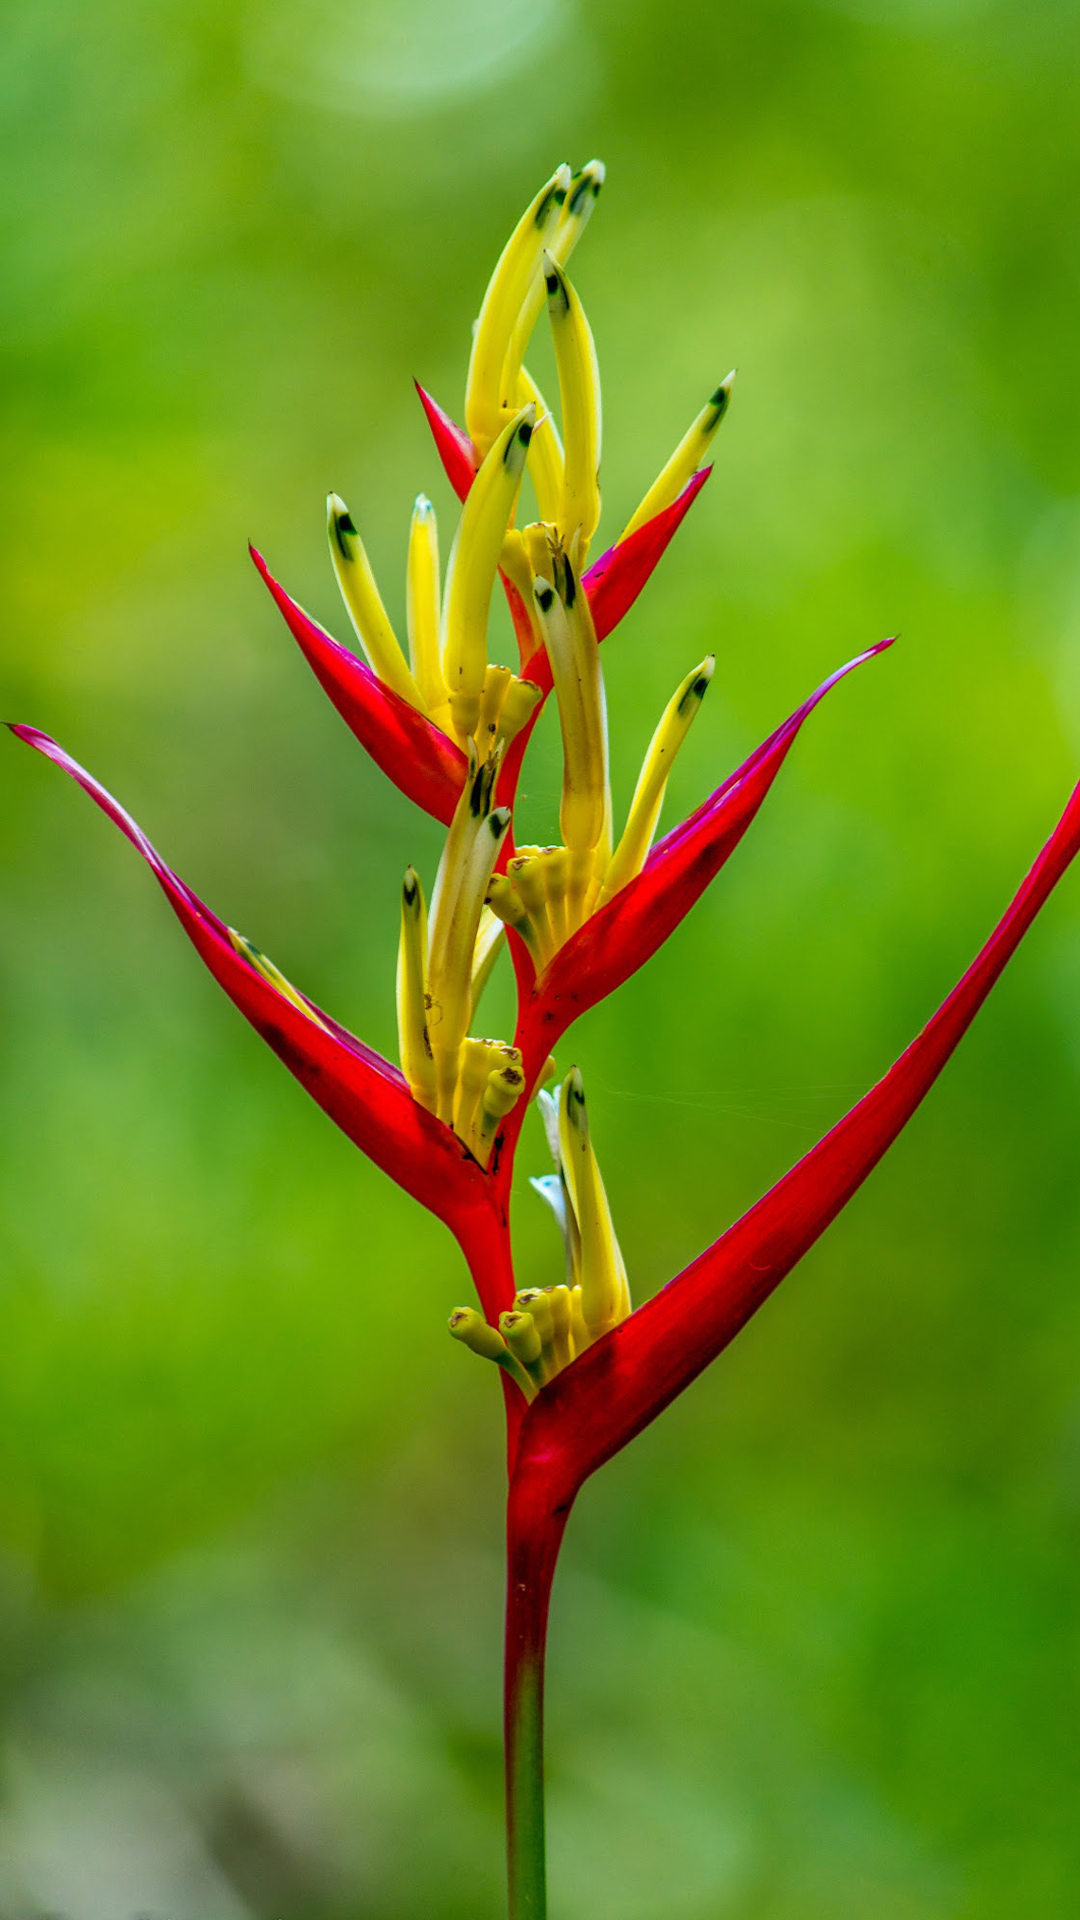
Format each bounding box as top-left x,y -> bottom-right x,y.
2,2 -> 1080,1914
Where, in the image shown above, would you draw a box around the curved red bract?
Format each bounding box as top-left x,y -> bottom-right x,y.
8,726 -> 507,1287
512,766 -> 1080,1490
251,547 -> 468,826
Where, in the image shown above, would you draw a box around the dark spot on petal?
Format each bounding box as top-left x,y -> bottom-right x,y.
332,509 -> 357,559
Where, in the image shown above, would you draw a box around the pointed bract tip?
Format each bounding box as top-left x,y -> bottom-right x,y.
413,492 -> 433,517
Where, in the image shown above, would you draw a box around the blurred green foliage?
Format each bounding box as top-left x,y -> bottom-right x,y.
2,1 -> 1080,1914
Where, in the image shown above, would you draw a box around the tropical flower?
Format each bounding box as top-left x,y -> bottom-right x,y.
11,161 -> 1080,1920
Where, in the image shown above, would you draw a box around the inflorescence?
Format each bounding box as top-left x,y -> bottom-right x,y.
309,163 -> 733,1386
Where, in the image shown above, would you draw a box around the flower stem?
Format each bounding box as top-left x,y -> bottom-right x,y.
504,1464 -> 571,1920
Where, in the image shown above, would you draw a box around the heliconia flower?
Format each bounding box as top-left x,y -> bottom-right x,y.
15,154 -> 1075,1920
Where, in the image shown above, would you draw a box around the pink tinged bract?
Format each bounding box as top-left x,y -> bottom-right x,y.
512,765 -> 1080,1497
512,641 -> 894,1079
250,546 -> 468,826
578,469 -> 714,646
9,726 -> 496,1251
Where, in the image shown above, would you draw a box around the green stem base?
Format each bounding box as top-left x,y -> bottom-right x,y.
504,1466 -> 572,1920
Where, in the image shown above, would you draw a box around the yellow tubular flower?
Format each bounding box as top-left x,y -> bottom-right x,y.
226,930 -> 330,1031
540,845 -> 570,949
405,494 -> 446,714
465,165 -> 571,453
569,1286 -> 591,1354
441,405 -> 536,744
508,850 -> 557,968
546,1284 -> 573,1368
514,1288 -> 556,1374
497,675 -> 543,746
515,364 -> 565,525
476,664 -> 513,756
558,1069 -> 630,1336
505,160 -> 605,388
327,493 -> 424,711
543,254 -> 602,559
499,1309 -> 547,1386
396,867 -> 437,1110
531,550 -> 611,924
485,871 -> 544,971
449,1307 -> 536,1399
453,1036 -> 493,1144
478,1048 -> 526,1151
598,654 -> 716,908
427,753 -> 511,1120
620,372 -> 736,543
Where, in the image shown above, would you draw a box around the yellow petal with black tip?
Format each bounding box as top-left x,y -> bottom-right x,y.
327,493 -> 424,710
620,373 -> 735,543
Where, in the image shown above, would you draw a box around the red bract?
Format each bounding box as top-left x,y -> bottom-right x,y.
577,469 -> 713,648
508,640 -> 893,1093
512,766 -> 1080,1496
8,725 -> 511,1305
250,547 -> 469,826
415,380 -> 478,501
